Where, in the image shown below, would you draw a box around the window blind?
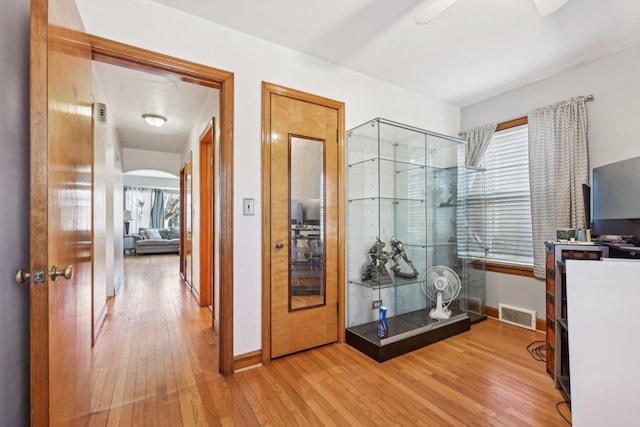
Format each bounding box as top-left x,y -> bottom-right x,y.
461,124 -> 533,265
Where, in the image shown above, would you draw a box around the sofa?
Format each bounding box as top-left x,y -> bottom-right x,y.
134,227 -> 180,255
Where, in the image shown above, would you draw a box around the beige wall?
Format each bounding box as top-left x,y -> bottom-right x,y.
75,0 -> 461,355
461,44 -> 640,318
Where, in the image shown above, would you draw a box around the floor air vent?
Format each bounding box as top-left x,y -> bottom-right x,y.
498,303 -> 536,330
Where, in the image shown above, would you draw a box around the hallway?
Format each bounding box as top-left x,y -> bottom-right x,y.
88,255 -> 568,426
90,254 -> 218,425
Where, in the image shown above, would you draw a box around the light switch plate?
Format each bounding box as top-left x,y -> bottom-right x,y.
243,198 -> 254,215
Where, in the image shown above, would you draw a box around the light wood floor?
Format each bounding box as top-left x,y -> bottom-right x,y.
89,254 -> 571,426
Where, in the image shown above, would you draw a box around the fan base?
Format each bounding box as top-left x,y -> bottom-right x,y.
429,306 -> 452,320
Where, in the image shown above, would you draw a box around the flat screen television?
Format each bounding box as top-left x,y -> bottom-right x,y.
291,198 -> 322,226
592,156 -> 640,237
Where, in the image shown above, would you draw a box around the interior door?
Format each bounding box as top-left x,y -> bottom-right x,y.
184,156 -> 193,288
269,92 -> 340,358
30,0 -> 93,424
199,121 -> 215,307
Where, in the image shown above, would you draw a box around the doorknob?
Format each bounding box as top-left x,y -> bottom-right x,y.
15,269 -> 31,284
275,241 -> 284,249
49,265 -> 74,281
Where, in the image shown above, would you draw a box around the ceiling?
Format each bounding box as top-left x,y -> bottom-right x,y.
92,0 -> 640,156
93,61 -> 215,154
151,0 -> 640,107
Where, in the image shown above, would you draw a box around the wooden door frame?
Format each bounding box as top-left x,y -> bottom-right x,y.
199,120 -> 215,307
181,153 -> 193,289
180,165 -> 186,281
261,82 -> 346,363
87,34 -> 235,374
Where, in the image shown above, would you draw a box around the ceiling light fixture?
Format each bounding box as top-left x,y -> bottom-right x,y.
142,113 -> 167,127
414,0 -> 459,25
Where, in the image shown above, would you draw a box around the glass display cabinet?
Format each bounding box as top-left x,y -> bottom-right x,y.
346,118 -> 486,361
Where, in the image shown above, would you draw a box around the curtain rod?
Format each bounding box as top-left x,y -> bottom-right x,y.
459,94 -> 595,136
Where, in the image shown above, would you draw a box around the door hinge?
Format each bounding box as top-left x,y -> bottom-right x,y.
337,301 -> 340,313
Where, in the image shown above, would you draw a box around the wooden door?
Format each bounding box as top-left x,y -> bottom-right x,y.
268,90 -> 341,358
199,120 -> 215,307
30,0 -> 93,424
180,154 -> 193,287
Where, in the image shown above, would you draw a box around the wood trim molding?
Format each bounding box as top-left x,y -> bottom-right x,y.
180,166 -> 186,281
336,101 -> 346,344
199,122 -> 214,307
485,306 -> 545,332
261,83 -> 273,365
218,73 -> 235,375
85,34 -> 235,375
233,350 -> 263,372
495,116 -> 527,131
261,82 -> 346,363
30,4 -> 50,423
473,261 -> 535,277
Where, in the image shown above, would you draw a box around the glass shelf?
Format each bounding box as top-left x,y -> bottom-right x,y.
348,274 -> 425,289
346,118 -> 487,361
348,196 -> 426,203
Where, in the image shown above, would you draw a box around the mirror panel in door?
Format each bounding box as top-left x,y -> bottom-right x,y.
290,136 -> 325,310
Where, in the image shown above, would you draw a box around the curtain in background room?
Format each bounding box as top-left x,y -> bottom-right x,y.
124,187 -> 153,233
528,97 -> 589,278
462,123 -> 497,168
151,189 -> 165,229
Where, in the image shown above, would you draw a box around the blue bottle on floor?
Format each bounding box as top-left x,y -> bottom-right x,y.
377,306 -> 389,338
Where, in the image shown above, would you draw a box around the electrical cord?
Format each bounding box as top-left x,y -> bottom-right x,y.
555,400 -> 572,425
526,340 -> 546,362
524,341 -> 569,424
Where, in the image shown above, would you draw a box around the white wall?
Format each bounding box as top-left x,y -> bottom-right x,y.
122,147 -> 182,176
75,0 -> 461,355
110,146 -> 125,295
123,174 -> 179,190
92,65 -> 125,332
461,43 -> 640,318
92,67 -> 108,326
462,44 -> 640,169
183,90 -> 219,312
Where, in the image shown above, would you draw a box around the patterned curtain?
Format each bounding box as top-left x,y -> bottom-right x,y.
528,97 -> 589,278
462,123 -> 497,168
151,189 -> 165,229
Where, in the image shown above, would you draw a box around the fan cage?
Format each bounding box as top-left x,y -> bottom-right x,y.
421,265 -> 462,305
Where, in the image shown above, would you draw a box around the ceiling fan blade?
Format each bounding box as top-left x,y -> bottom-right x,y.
532,0 -> 570,16
414,0 -> 459,25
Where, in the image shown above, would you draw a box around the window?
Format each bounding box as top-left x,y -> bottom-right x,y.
462,122 -> 534,266
124,187 -> 181,231
164,193 -> 180,228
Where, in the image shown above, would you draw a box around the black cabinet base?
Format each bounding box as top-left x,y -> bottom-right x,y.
346,310 -> 471,362
468,312 -> 487,324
